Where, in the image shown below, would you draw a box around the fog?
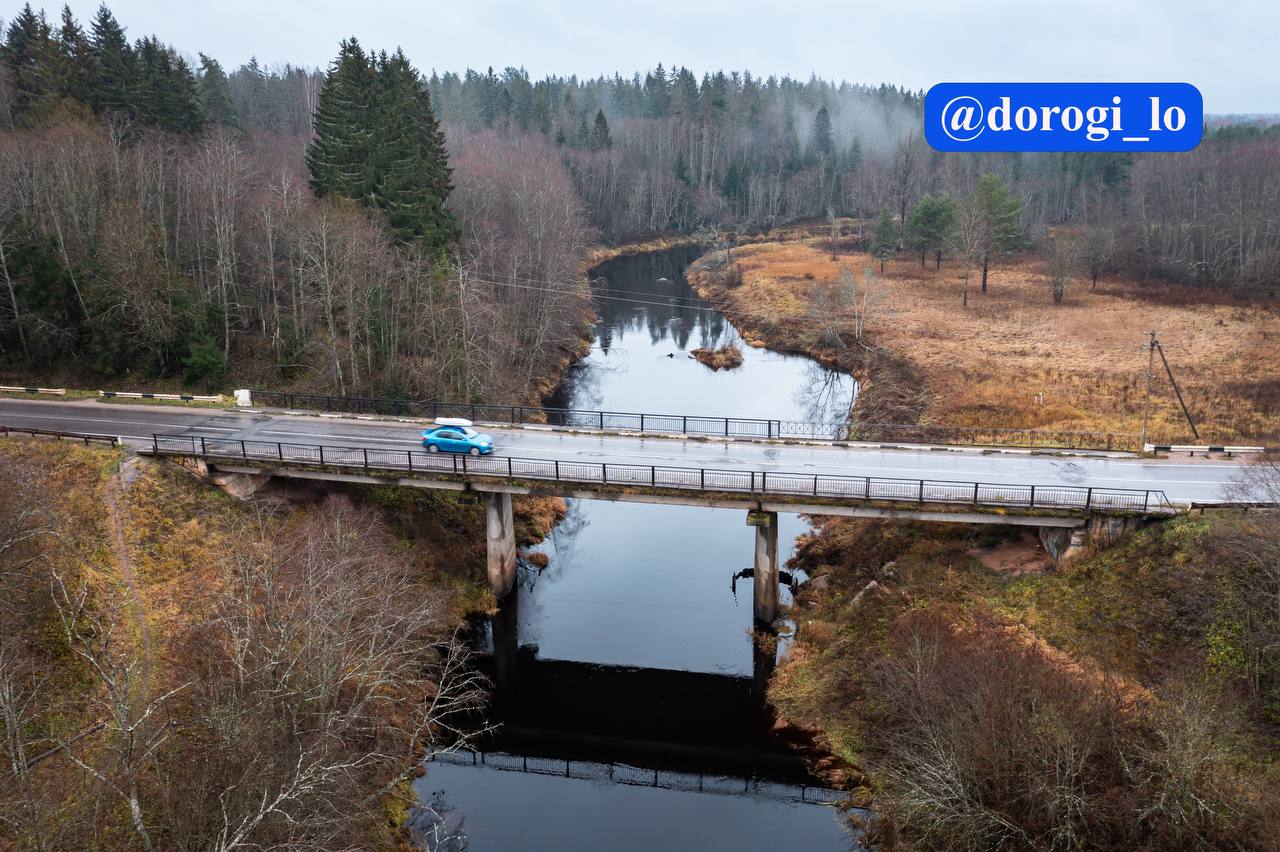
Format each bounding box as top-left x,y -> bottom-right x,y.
44,0 -> 1280,114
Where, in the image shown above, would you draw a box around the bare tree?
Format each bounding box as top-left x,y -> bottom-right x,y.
890,131 -> 922,239
1044,236 -> 1079,305
948,199 -> 984,308
1082,223 -> 1115,290
50,572 -> 186,852
156,497 -> 488,851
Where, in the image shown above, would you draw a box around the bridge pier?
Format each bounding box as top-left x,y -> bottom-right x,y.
485,491 -> 518,598
750,510 -> 779,625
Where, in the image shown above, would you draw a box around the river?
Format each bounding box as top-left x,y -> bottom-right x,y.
413,246 -> 860,850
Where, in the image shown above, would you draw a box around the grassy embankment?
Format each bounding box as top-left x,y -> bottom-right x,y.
773,512 -> 1280,849
683,228 -> 1280,847
0,435 -> 562,847
688,235 -> 1280,445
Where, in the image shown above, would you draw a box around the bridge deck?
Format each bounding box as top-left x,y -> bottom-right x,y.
150,434 -> 1171,521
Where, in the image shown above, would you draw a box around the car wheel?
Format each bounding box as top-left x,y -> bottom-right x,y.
427,444 -> 439,453
469,447 -> 480,456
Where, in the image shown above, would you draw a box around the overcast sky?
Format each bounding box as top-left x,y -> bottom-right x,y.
45,0 -> 1280,113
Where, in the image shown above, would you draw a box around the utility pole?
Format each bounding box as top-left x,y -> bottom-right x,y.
1139,331 -> 1201,447
1140,330 -> 1156,448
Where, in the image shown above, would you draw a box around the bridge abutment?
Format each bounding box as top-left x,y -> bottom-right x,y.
208,471 -> 271,500
1039,515 -> 1141,564
750,510 -> 779,624
485,491 -> 518,598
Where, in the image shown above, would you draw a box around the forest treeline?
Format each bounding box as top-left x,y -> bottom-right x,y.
0,2 -> 1277,397
0,4 -> 592,400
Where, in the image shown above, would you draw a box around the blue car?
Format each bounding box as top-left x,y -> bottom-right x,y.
422,419 -> 494,455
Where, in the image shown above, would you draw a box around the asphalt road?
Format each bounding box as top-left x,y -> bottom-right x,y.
0,398 -> 1249,504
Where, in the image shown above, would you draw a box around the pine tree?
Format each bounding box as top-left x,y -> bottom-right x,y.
133,36 -> 204,133
904,195 -> 958,269
588,108 -> 611,150
197,53 -> 240,129
306,38 -> 375,201
306,41 -> 454,252
870,209 -> 897,273
1,4 -> 52,121
50,5 -> 95,108
971,173 -> 1024,292
89,3 -> 135,116
369,49 -> 454,248
809,105 -> 834,164
644,63 -> 669,117
408,68 -> 456,251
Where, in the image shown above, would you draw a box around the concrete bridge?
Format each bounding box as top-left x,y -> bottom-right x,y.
0,397 -> 1246,624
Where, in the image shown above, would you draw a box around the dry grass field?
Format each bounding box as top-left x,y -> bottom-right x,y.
693,237 -> 1280,444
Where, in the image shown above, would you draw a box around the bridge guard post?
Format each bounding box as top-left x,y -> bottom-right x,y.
484,492 -> 518,598
749,510 -> 779,624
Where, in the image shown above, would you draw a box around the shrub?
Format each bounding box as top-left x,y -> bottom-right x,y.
181,335 -> 225,389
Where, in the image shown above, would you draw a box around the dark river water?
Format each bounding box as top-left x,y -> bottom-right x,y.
414,247 -> 860,850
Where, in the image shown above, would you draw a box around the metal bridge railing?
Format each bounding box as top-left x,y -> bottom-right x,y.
1,424 -> 119,446
151,434 -> 1170,514
248,389 -> 1133,449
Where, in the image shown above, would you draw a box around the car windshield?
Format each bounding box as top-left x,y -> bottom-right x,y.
460,428 -> 479,438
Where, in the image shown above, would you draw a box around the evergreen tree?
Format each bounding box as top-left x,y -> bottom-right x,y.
588,108 -> 611,150
870,209 -> 897,273
904,195 -> 958,269
369,49 -> 454,248
307,41 -> 454,252
197,53 -> 240,129
575,114 -> 589,148
675,151 -> 692,186
133,36 -> 203,133
643,63 -> 669,117
50,5 -> 95,108
970,173 -> 1024,292
407,71 -> 456,251
89,3 -> 135,115
306,38 -> 375,201
783,113 -> 801,172
809,105 -> 834,164
1,4 -> 52,121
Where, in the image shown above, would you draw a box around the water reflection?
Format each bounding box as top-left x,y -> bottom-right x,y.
548,247 -> 856,422
419,247 -> 860,851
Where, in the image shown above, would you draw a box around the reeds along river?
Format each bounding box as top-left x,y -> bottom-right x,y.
412,246 -> 861,851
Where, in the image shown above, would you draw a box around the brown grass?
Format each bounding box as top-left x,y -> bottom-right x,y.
693,238 -> 1280,444
690,343 -> 744,371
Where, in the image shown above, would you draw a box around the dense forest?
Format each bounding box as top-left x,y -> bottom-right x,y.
0,4 -> 592,400
0,3 -> 1277,399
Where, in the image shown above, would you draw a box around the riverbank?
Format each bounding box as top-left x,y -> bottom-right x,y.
0,435 -> 565,849
687,236 -> 1280,444
682,230 -> 1280,847
771,511 -> 1280,849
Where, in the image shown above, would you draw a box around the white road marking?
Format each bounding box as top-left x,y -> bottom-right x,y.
0,411 -> 239,431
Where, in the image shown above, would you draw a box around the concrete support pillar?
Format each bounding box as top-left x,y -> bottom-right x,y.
750,510 -> 779,625
484,491 -> 517,598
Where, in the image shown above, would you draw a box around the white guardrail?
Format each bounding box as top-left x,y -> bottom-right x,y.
99,390 -> 224,402
1,385 -> 66,395
1145,443 -> 1268,456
